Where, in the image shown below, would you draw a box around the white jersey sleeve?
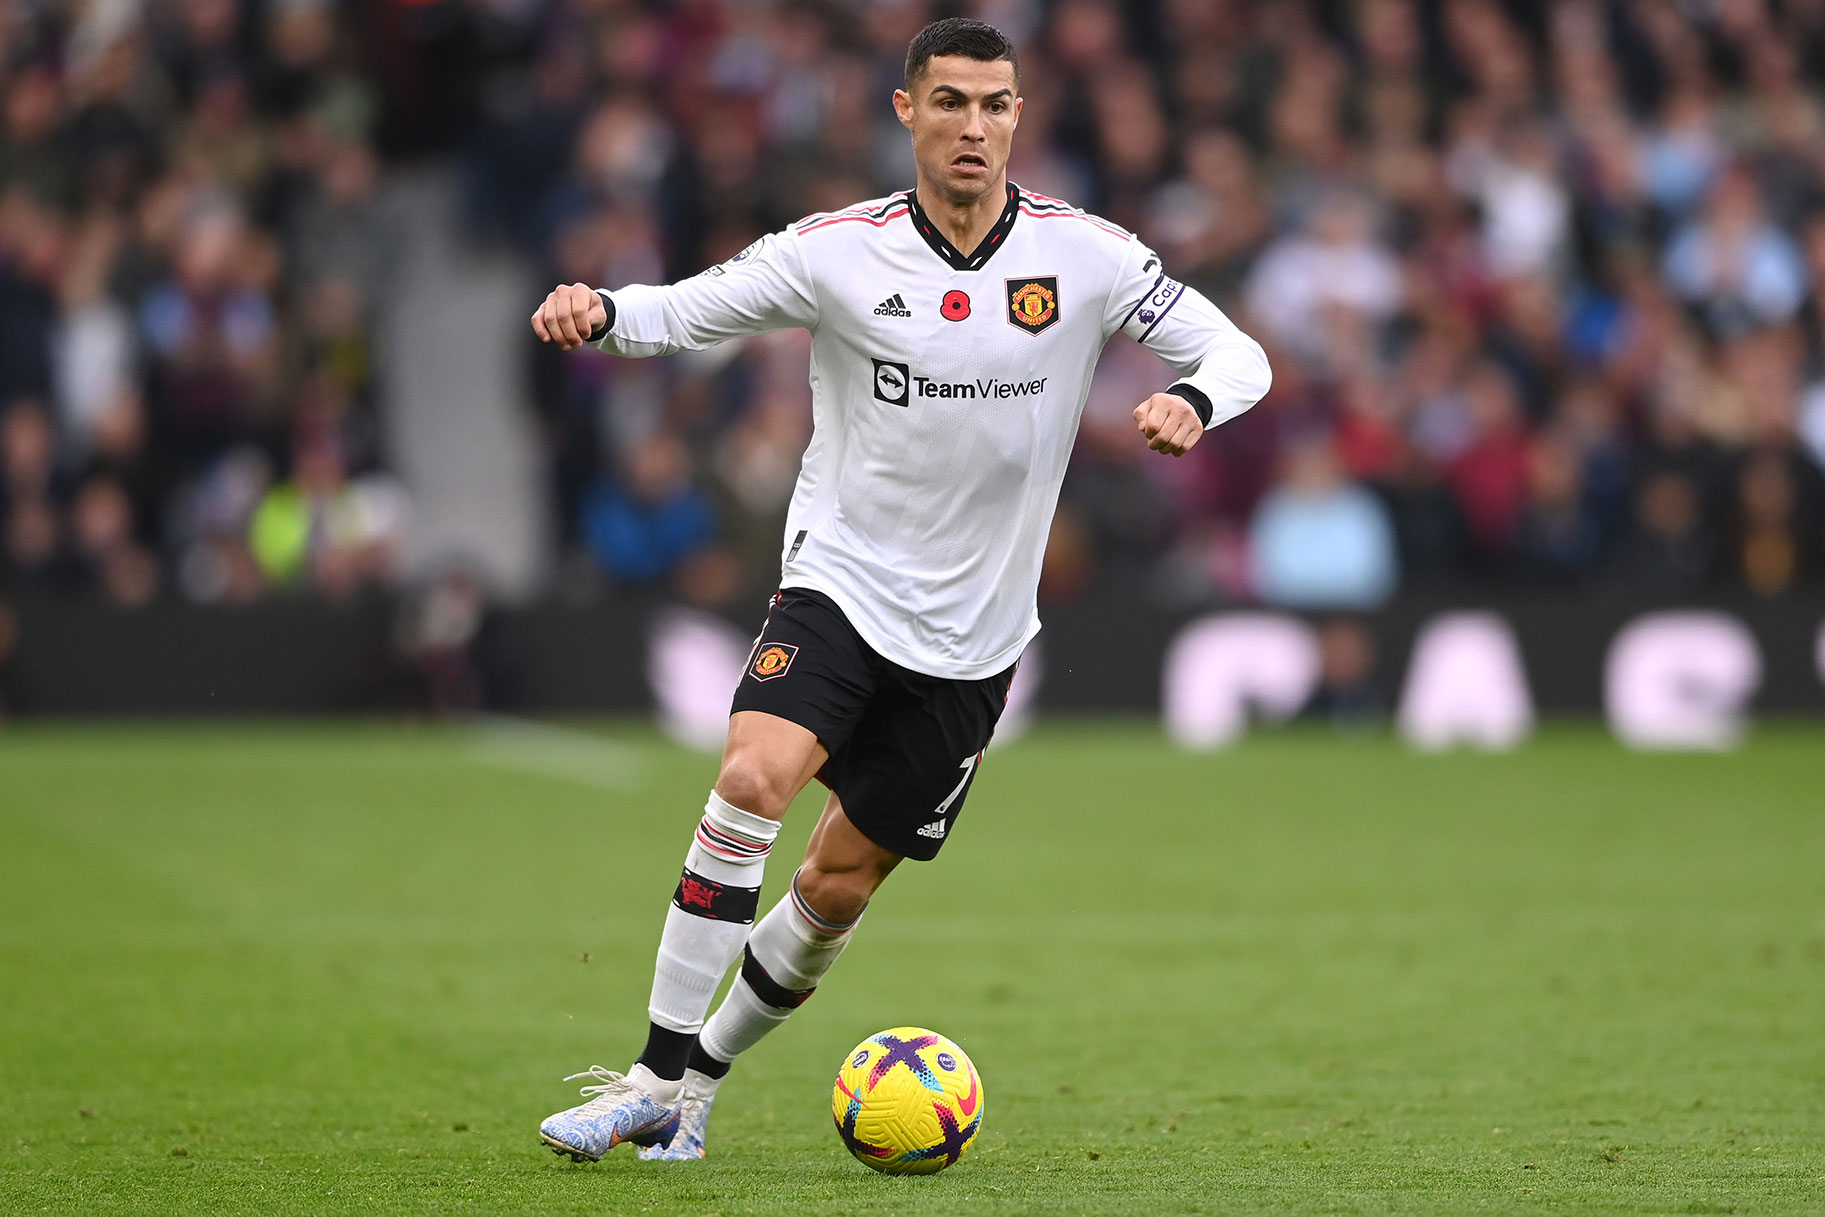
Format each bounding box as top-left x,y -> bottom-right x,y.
1106,238 -> 1272,429
591,231 -> 818,357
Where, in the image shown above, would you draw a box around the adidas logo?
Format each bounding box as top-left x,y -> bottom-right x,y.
873,293 -> 913,318
915,818 -> 947,839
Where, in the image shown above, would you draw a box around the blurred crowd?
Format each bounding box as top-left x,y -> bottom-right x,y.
9,0 -> 1825,622
1,0 -> 407,610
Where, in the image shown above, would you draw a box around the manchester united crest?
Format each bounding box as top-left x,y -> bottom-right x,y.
749,642 -> 798,681
1005,276 -> 1059,335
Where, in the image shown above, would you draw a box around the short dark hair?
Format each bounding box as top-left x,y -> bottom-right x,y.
904,17 -> 1019,91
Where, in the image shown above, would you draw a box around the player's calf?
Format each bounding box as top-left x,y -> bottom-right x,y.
793,855 -> 885,927
695,869 -> 864,1065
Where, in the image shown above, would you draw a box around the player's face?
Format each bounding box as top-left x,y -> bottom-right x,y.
894,57 -> 1022,204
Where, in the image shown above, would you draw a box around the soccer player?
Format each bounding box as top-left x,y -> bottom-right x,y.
529,17 -> 1271,1163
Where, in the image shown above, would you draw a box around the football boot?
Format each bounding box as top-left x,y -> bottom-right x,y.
636,1070 -> 719,1160
539,1065 -> 681,1162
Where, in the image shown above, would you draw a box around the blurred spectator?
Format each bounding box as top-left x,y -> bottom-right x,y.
1445,361 -> 1533,558
1729,447 -> 1822,596
1663,166 -> 1807,335
1449,121 -> 1572,283
139,205 -> 281,466
175,445 -> 272,604
69,473 -> 159,605
1513,431 -> 1603,581
1249,433 -> 1398,610
2,398 -> 63,588
250,431 -> 406,598
0,189 -> 60,404
1619,469 -> 1717,591
1244,192 -> 1402,370
582,433 -> 715,586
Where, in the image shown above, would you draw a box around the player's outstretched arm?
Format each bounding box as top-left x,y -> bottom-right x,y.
1132,392 -> 1205,458
531,283 -> 607,351
533,231 -> 818,360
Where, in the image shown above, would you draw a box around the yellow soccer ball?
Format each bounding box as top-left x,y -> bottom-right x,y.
831,1027 -> 984,1174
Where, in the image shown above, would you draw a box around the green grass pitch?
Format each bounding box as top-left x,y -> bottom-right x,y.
2,720 -> 1823,1215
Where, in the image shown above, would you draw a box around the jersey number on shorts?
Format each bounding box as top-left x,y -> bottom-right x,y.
933,753 -> 981,818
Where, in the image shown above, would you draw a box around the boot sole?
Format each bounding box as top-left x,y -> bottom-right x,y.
541,1132 -> 602,1163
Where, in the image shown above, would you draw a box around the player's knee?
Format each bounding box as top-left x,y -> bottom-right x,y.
714,755 -> 796,821
794,861 -> 874,927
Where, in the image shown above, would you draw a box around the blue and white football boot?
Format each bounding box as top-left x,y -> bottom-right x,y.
635,1069 -> 720,1161
539,1064 -> 681,1162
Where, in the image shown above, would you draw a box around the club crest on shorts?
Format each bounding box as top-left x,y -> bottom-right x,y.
750,642 -> 799,681
1006,276 -> 1059,334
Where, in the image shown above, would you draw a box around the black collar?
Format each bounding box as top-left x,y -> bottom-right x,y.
905,181 -> 1020,271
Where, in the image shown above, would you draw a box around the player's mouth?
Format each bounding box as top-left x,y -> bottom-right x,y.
950,153 -> 989,176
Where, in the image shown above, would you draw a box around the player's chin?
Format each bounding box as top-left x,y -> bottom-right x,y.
941,163 -> 996,195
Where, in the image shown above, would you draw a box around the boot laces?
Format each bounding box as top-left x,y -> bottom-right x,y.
561,1066 -> 638,1112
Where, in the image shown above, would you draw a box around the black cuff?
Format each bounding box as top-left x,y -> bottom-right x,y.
1166,381 -> 1213,428
585,289 -> 616,343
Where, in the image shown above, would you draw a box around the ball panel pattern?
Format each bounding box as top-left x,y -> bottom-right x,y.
831,1026 -> 983,1174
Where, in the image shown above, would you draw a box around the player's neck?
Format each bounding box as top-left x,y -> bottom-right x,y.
914,174 -> 1010,258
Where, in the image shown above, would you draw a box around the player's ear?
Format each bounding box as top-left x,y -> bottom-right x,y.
893,88 -> 914,131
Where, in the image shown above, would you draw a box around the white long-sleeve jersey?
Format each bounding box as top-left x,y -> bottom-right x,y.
594,182 -> 1271,679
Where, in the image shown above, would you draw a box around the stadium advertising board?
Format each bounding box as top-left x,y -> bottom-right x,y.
9,593 -> 1822,752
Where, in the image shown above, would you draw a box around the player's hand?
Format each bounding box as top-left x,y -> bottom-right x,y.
531,283 -> 607,351
1133,392 -> 1203,457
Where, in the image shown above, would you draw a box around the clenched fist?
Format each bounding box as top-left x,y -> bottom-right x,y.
531,283 -> 607,350
1133,392 -> 1203,457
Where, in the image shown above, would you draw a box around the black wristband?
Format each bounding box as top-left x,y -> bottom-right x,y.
585,289 -> 616,343
1166,381 -> 1214,428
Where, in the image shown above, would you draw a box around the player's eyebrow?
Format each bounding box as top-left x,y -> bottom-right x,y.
927,85 -> 1015,103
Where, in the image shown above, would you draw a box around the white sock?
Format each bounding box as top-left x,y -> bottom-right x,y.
680,1066 -> 723,1100
647,792 -> 779,1034
698,870 -> 860,1064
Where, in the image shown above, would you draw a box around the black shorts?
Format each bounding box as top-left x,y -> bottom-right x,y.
729,588 -> 1016,861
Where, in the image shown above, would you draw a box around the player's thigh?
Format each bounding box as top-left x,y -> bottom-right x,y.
821,663 -> 1016,862
720,589 -> 878,817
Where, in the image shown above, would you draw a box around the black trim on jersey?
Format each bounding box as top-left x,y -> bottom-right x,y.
906,181 -> 1021,272
1167,381 -> 1215,428
586,289 -> 617,343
